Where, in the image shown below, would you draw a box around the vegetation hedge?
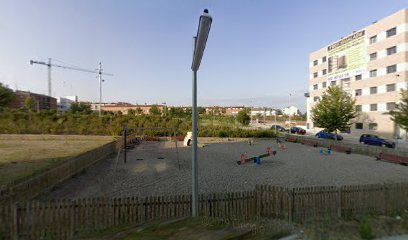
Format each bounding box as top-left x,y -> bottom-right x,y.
0,108 -> 277,138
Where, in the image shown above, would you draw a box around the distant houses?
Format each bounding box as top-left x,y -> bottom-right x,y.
5,89 -> 301,116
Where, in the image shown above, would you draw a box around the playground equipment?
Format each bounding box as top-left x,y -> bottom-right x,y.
237,147 -> 277,165
276,137 -> 286,150
319,148 -> 331,155
122,126 -> 180,169
184,132 -> 193,146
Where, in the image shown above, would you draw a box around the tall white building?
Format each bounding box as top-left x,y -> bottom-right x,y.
57,96 -> 78,112
282,106 -> 300,116
307,9 -> 408,139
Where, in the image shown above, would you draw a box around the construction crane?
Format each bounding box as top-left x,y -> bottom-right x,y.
30,58 -> 113,116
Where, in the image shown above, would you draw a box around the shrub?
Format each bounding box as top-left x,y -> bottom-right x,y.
359,217 -> 374,240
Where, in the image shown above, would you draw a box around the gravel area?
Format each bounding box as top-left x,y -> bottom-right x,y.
39,139 -> 408,200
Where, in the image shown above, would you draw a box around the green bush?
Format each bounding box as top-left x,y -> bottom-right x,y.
0,109 -> 277,138
359,217 -> 374,240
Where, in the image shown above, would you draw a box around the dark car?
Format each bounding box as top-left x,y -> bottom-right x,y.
290,127 -> 306,135
271,125 -> 287,132
315,130 -> 343,140
359,134 -> 395,148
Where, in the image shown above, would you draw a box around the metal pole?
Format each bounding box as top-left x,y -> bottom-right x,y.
192,37 -> 199,217
123,126 -> 127,163
47,58 -> 51,96
99,62 -> 102,117
250,104 -> 253,124
275,113 -> 277,135
263,108 -> 266,123
289,94 -> 291,128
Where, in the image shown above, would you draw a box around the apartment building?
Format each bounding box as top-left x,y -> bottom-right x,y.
205,106 -> 246,116
101,103 -> 165,115
307,9 -> 408,139
282,106 -> 300,116
9,90 -> 57,110
57,96 -> 78,112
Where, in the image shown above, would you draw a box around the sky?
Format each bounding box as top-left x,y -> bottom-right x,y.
0,0 -> 407,112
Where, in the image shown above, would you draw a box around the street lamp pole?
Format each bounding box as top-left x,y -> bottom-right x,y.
289,93 -> 292,128
192,45 -> 198,217
191,9 -> 212,217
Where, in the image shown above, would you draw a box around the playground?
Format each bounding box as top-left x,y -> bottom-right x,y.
40,138 -> 408,200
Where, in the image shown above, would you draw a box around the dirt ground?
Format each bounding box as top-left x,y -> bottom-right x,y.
39,138 -> 408,200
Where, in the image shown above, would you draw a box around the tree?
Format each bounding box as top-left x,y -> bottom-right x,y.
69,102 -> 92,114
149,105 -> 161,115
237,110 -> 250,126
135,107 -> 143,115
169,107 -> 185,117
311,86 -> 357,133
24,96 -> 36,112
388,90 -> 408,131
197,107 -> 206,114
0,82 -> 15,108
128,109 -> 136,115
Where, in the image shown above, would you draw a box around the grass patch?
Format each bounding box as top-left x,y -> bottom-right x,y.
0,134 -> 113,186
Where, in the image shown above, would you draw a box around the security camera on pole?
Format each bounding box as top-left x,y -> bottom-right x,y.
191,9 -> 212,217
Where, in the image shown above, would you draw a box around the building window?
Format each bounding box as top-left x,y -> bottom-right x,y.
369,52 -> 377,61
313,60 -> 318,66
313,96 -> 320,102
368,123 -> 378,130
322,82 -> 327,88
313,84 -> 318,90
387,102 -> 396,111
322,69 -> 327,75
322,56 -> 326,63
369,35 -> 377,44
355,105 -> 362,112
387,46 -> 397,55
355,74 -> 362,81
338,56 -> 346,68
355,123 -> 363,129
370,104 -> 377,111
386,83 -> 396,92
331,81 -> 336,86
386,27 -> 397,37
355,89 -> 362,96
387,64 -> 397,74
313,72 -> 318,78
370,70 -> 377,78
370,87 -> 377,94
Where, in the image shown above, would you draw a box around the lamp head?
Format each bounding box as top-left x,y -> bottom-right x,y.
191,9 -> 212,71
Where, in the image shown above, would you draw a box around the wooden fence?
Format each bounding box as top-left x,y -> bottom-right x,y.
0,135 -> 140,204
1,183 -> 408,239
0,191 -> 257,239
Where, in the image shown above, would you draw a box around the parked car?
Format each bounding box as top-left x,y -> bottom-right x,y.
315,130 -> 343,140
290,127 -> 306,135
271,125 -> 287,132
359,134 -> 395,148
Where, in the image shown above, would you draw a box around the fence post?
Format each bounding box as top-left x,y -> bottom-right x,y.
13,202 -> 20,240
337,187 -> 342,218
384,183 -> 389,215
288,188 -> 293,222
255,185 -> 261,219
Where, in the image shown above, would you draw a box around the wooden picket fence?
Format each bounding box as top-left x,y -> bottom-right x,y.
0,191 -> 257,240
1,183 -> 408,239
0,135 -> 140,203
